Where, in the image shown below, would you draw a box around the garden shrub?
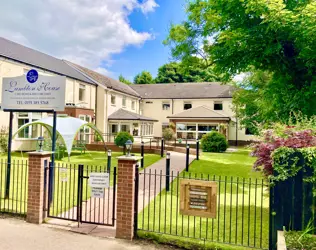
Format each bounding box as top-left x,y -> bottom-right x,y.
201,131 -> 228,153
162,128 -> 175,141
114,131 -> 134,154
0,126 -> 8,153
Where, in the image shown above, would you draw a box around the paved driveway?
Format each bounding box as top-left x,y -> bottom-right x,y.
0,218 -> 165,250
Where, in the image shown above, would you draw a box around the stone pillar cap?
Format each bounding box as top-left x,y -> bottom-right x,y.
27,151 -> 52,156
117,155 -> 143,161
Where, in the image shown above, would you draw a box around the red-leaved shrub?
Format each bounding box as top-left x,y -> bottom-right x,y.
252,129 -> 316,176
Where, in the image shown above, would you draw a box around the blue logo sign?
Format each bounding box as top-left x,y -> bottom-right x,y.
26,69 -> 38,83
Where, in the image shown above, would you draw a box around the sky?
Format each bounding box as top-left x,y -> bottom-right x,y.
0,0 -> 186,81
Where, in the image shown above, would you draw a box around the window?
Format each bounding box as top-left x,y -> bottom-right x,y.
141,122 -> 154,136
122,96 -> 126,107
121,124 -> 130,132
175,123 -> 219,140
162,102 -> 170,110
79,84 -> 86,102
245,128 -> 254,135
214,102 -> 223,110
131,101 -> 135,110
111,95 -> 116,105
17,113 -> 41,138
79,115 -> 91,143
183,102 -> 192,110
111,124 -> 118,134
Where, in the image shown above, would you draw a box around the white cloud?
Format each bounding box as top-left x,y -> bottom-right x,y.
139,0 -> 159,14
0,0 -> 156,74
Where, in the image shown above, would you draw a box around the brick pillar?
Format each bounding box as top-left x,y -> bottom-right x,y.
116,156 -> 142,240
27,152 -> 51,224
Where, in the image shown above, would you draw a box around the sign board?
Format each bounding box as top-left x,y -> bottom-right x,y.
91,187 -> 104,198
89,173 -> 109,188
180,179 -> 217,218
1,70 -> 66,111
59,168 -> 68,182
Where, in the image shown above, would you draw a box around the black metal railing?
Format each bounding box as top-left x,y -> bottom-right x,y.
0,159 -> 28,216
136,170 -> 269,249
47,163 -> 117,226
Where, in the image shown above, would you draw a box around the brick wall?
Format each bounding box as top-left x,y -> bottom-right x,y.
116,157 -> 139,240
27,152 -> 50,224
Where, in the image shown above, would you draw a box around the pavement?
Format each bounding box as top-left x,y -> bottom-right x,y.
0,217 -> 168,250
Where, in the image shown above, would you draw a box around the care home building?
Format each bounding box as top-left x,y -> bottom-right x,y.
0,37 -> 252,150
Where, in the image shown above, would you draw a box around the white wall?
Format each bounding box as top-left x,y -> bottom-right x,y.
141,98 -> 254,142
104,90 -> 139,133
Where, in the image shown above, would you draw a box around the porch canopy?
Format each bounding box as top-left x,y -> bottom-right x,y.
108,109 -> 158,122
13,116 -> 105,157
167,106 -> 231,139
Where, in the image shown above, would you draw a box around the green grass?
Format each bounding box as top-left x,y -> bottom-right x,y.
0,151 -> 162,216
189,148 -> 261,179
138,148 -> 269,249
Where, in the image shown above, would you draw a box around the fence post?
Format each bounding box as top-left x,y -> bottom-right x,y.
141,141 -> 144,168
161,138 -> 164,157
116,155 -> 142,240
134,162 -> 139,237
107,150 -> 112,173
196,139 -> 199,160
27,151 -> 51,224
185,144 -> 190,172
166,152 -> 171,192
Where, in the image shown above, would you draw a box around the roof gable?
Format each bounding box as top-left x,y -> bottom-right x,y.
168,106 -> 230,119
108,109 -> 157,121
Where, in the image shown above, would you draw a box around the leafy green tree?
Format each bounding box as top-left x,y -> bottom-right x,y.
134,71 -> 154,84
114,131 -> 134,154
155,58 -> 223,83
155,62 -> 182,83
118,74 -> 132,85
165,0 -> 316,119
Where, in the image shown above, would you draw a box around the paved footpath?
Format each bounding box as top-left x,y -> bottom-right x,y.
0,217 -> 168,250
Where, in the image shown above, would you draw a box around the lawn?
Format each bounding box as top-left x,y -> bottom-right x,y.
138,148 -> 270,250
0,151 -> 162,217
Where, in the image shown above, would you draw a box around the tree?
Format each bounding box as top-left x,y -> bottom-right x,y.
114,131 -> 134,154
155,62 -> 182,83
119,74 -> 132,85
155,58 -> 223,83
165,0 -> 316,119
134,71 -> 154,84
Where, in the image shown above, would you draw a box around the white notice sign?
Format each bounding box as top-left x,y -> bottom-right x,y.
1,70 -> 66,111
91,187 -> 104,198
89,173 -> 109,188
60,168 -> 68,182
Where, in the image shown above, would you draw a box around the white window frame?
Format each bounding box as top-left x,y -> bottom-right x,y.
17,112 -> 42,139
131,101 -> 136,110
111,94 -> 116,106
79,84 -> 86,102
79,115 -> 92,143
162,102 -> 171,111
176,122 -> 219,140
122,96 -> 127,108
214,101 -> 223,111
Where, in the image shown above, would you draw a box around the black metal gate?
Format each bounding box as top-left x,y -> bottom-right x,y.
47,163 -> 116,226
